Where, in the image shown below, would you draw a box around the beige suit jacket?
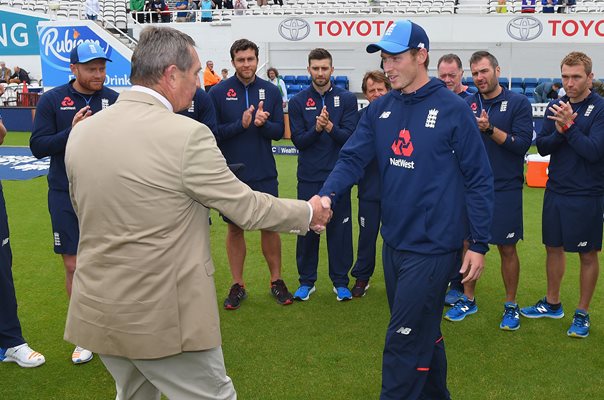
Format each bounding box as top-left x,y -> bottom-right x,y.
64,90 -> 310,359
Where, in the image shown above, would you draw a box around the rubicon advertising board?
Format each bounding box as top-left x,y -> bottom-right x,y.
37,21 -> 132,88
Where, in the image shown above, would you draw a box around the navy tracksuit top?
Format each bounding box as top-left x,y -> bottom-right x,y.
209,75 -> 284,183
320,78 -> 494,255
289,84 -> 359,183
356,107 -> 380,201
466,86 -> 533,192
30,80 -> 119,192
537,91 -> 604,196
177,88 -> 218,135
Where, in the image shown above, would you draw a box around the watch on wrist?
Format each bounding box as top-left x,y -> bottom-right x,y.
485,124 -> 494,136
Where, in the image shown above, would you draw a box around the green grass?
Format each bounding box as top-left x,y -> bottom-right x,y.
2,133 -> 603,399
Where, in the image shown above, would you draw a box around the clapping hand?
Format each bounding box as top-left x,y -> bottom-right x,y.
254,101 -> 270,127
242,105 -> 255,129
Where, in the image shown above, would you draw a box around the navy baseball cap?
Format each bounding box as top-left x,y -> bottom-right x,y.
70,42 -> 112,64
366,20 -> 429,55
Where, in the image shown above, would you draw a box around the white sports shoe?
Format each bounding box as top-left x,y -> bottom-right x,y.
72,346 -> 93,364
1,343 -> 45,368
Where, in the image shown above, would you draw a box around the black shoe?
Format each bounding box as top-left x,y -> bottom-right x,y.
224,283 -> 247,310
351,280 -> 370,298
270,279 -> 294,305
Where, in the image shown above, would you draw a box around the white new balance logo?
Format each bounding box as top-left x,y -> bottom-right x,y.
460,305 -> 470,312
536,305 -> 548,313
506,232 -> 515,239
379,111 -> 391,119
396,327 -> 412,335
578,241 -> 588,247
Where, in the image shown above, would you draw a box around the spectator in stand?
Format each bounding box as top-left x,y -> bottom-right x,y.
175,0 -> 190,22
257,0 -> 268,5
147,0 -> 170,23
591,79 -> 604,97
8,67 -> 30,85
221,68 -> 229,80
437,53 -> 472,99
212,0 -> 223,9
534,81 -> 562,103
0,113 -> 46,369
289,48 -> 359,302
234,0 -> 247,14
349,70 -> 391,298
223,0 -> 233,8
130,0 -> 146,23
496,0 -> 507,13
0,62 -> 10,83
85,0 -> 99,20
188,0 -> 198,21
267,67 -> 287,108
201,0 -> 213,22
542,0 -> 557,13
203,60 -> 221,91
558,0 -> 576,12
274,0 -> 283,5
521,0 -> 536,12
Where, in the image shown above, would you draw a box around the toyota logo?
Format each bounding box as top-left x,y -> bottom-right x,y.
278,18 -> 311,41
507,17 -> 543,41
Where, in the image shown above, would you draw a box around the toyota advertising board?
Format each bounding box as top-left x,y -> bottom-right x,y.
233,14 -> 604,44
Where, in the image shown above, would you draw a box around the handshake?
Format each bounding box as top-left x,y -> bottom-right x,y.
307,195 -> 333,234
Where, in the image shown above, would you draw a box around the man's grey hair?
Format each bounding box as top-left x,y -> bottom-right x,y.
130,26 -> 196,86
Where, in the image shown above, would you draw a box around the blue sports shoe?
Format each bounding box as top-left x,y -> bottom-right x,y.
444,295 -> 477,322
567,309 -> 590,338
520,297 -> 564,319
333,286 -> 352,301
500,302 -> 520,331
293,285 -> 315,301
444,289 -> 464,306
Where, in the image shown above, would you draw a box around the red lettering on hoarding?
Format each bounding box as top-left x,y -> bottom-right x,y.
313,20 -> 395,37
549,19 -> 604,37
562,20 -> 578,36
327,21 -> 342,36
357,21 -> 371,36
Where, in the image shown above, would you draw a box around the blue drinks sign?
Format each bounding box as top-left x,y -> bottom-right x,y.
0,9 -> 49,55
38,24 -> 132,87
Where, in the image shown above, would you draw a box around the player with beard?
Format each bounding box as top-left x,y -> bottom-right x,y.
288,48 -> 359,302
444,51 -> 532,331
30,42 -> 118,365
209,39 -> 294,310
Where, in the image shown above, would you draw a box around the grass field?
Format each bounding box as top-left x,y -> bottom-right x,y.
2,132 -> 603,399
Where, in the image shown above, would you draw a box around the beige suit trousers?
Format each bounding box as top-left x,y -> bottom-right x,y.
100,346 -> 236,400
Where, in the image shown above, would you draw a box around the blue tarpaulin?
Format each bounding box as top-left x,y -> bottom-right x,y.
0,147 -> 49,180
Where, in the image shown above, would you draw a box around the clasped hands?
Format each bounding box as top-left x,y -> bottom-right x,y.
547,100 -> 577,133
307,195 -> 333,234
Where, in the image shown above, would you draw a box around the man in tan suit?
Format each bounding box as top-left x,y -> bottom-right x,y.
64,26 -> 331,399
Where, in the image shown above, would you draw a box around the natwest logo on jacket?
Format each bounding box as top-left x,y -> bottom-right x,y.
305,97 -> 316,110
391,129 -> 414,157
60,96 -> 76,110
226,88 -> 238,101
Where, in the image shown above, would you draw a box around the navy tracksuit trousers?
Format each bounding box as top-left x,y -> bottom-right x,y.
381,244 -> 458,400
351,199 -> 381,281
0,183 -> 25,349
297,181 -> 352,288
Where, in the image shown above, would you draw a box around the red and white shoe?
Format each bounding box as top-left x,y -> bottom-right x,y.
1,343 -> 45,368
71,346 -> 93,365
